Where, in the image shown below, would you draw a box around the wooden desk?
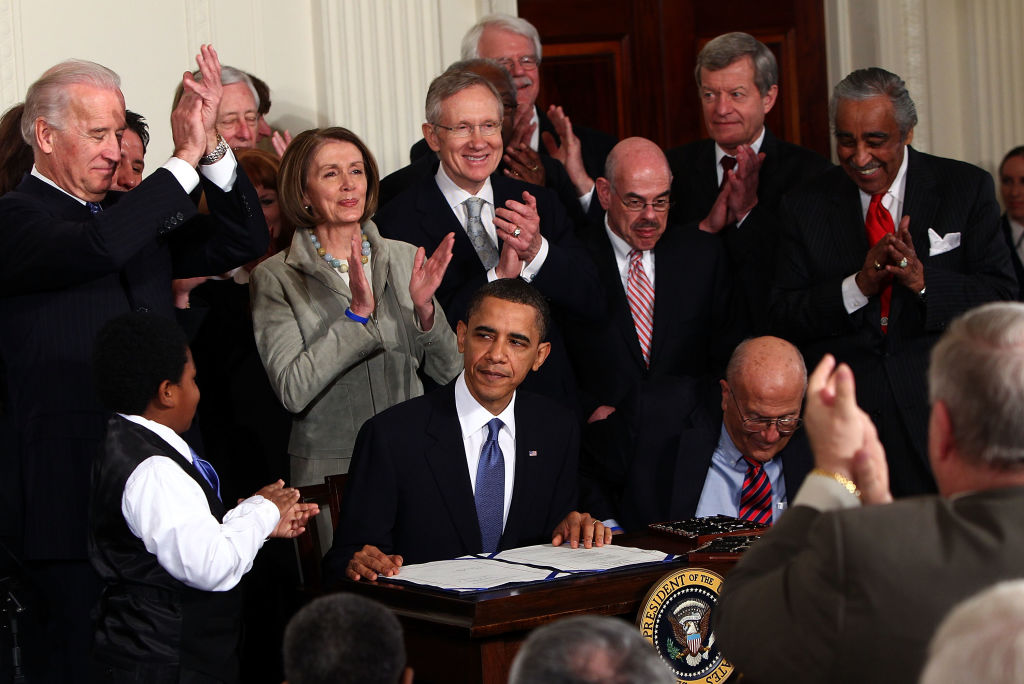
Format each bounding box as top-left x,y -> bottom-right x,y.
338,532 -> 737,684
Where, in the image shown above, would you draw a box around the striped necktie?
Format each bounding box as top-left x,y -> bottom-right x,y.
738,456 -> 772,524
627,249 -> 654,366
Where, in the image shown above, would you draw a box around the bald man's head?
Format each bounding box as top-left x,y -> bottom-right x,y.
596,137 -> 673,252
721,337 -> 807,463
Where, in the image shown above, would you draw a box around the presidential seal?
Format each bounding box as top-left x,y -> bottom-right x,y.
636,568 -> 734,684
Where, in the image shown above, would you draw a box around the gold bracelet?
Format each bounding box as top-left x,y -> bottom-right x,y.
810,468 -> 861,499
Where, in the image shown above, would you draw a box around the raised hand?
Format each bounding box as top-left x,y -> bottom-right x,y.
181,44 -> 224,155
541,105 -> 593,195
494,191 -> 542,262
408,232 -> 455,329
347,234 -> 374,319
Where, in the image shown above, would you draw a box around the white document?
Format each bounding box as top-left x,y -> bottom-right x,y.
492,544 -> 673,572
385,556 -> 569,592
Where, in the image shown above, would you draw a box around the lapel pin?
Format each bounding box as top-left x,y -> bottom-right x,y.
528,450 -> 538,457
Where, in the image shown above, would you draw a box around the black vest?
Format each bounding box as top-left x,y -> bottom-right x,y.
89,415 -> 242,682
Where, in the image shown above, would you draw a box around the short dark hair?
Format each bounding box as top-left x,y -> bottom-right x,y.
124,109 -> 149,153
695,32 -> 778,96
283,593 -> 406,684
1000,146 -> 1024,176
0,103 -> 32,195
465,278 -> 550,341
93,313 -> 189,416
277,127 -> 381,229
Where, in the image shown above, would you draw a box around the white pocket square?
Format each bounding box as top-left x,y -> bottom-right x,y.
928,229 -> 960,256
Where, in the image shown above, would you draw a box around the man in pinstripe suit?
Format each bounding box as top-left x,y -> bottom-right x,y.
770,67 -> 1017,497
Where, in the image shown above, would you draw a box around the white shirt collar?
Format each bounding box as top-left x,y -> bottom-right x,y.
858,145 -> 910,216
454,371 -> 517,440
31,164 -> 88,206
603,214 -> 635,261
715,126 -> 766,166
529,106 -> 541,152
434,163 -> 495,213
118,414 -> 194,463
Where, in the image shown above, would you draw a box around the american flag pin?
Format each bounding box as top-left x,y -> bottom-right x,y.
528,450 -> 538,457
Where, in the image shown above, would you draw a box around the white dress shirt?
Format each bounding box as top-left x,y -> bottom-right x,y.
694,423 -> 788,523
119,414 -> 280,592
434,164 -> 549,281
1009,217 -> 1024,266
841,149 -> 910,313
604,215 -> 655,291
454,372 -> 517,529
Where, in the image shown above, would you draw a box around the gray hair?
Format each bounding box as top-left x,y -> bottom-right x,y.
424,69 -> 502,125
829,67 -> 918,139
928,302 -> 1024,467
695,32 -> 777,96
508,615 -> 675,684
447,58 -> 516,97
22,59 -> 121,146
282,593 -> 405,684
920,580 -> 1024,684
461,13 -> 543,61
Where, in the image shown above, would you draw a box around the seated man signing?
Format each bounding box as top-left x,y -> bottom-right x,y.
326,279 -> 610,582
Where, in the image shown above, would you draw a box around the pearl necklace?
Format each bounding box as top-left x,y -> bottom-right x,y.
308,229 -> 371,273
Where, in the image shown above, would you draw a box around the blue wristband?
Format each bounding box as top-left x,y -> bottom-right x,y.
345,308 -> 369,324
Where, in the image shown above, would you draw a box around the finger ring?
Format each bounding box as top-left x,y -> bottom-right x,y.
899,257 -> 908,268
874,261 -> 883,271
529,165 -> 539,171
513,228 -> 522,237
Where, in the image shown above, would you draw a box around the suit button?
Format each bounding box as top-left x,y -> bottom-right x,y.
135,306 -> 150,313
176,211 -> 184,220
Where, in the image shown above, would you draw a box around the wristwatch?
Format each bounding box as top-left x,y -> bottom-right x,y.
199,134 -> 228,165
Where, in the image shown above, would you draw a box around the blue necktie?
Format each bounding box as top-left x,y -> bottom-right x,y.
190,449 -> 222,502
86,201 -> 102,214
475,418 -> 505,553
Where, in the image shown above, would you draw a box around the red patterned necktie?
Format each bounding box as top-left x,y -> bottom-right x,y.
626,249 -> 654,367
738,456 -> 772,525
719,156 -> 737,191
865,193 -> 894,332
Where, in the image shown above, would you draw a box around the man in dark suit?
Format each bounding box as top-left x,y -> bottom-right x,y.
716,302 -> 1024,684
770,67 -> 1017,497
564,137 -> 736,424
381,59 -> 591,231
375,68 -> 602,411
589,337 -> 812,531
998,146 -> 1024,299
326,279 -> 611,582
667,32 -> 831,333
0,47 -> 266,682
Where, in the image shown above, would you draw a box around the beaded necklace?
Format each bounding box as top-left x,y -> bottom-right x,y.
308,229 -> 371,273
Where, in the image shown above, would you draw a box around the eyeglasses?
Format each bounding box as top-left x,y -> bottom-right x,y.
611,185 -> 673,213
432,121 -> 503,138
495,55 -> 540,71
729,391 -> 802,435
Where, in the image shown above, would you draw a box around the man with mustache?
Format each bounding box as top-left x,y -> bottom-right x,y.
769,67 -> 1017,497
564,137 -> 738,428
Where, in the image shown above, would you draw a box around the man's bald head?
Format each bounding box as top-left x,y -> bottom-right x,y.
597,137 -> 673,252
722,337 -> 807,463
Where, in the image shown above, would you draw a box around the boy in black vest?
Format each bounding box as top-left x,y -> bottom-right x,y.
89,313 -> 317,682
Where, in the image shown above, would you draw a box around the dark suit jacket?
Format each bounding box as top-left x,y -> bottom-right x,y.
324,383 -> 579,576
1000,214 -> 1024,299
667,129 -> 832,333
581,377 -> 811,530
769,148 -> 1017,495
0,169 -> 266,558
715,486 -> 1024,684
374,171 -> 603,410
565,219 -> 739,415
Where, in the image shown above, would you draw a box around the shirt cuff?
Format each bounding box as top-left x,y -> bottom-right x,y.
792,473 -> 862,511
228,494 -> 282,539
198,146 -> 238,192
520,237 -> 550,282
163,157 -> 200,194
578,185 -> 595,213
842,273 -> 869,313
735,208 -> 753,227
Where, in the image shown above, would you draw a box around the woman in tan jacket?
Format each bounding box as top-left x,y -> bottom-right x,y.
251,127 -> 462,485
